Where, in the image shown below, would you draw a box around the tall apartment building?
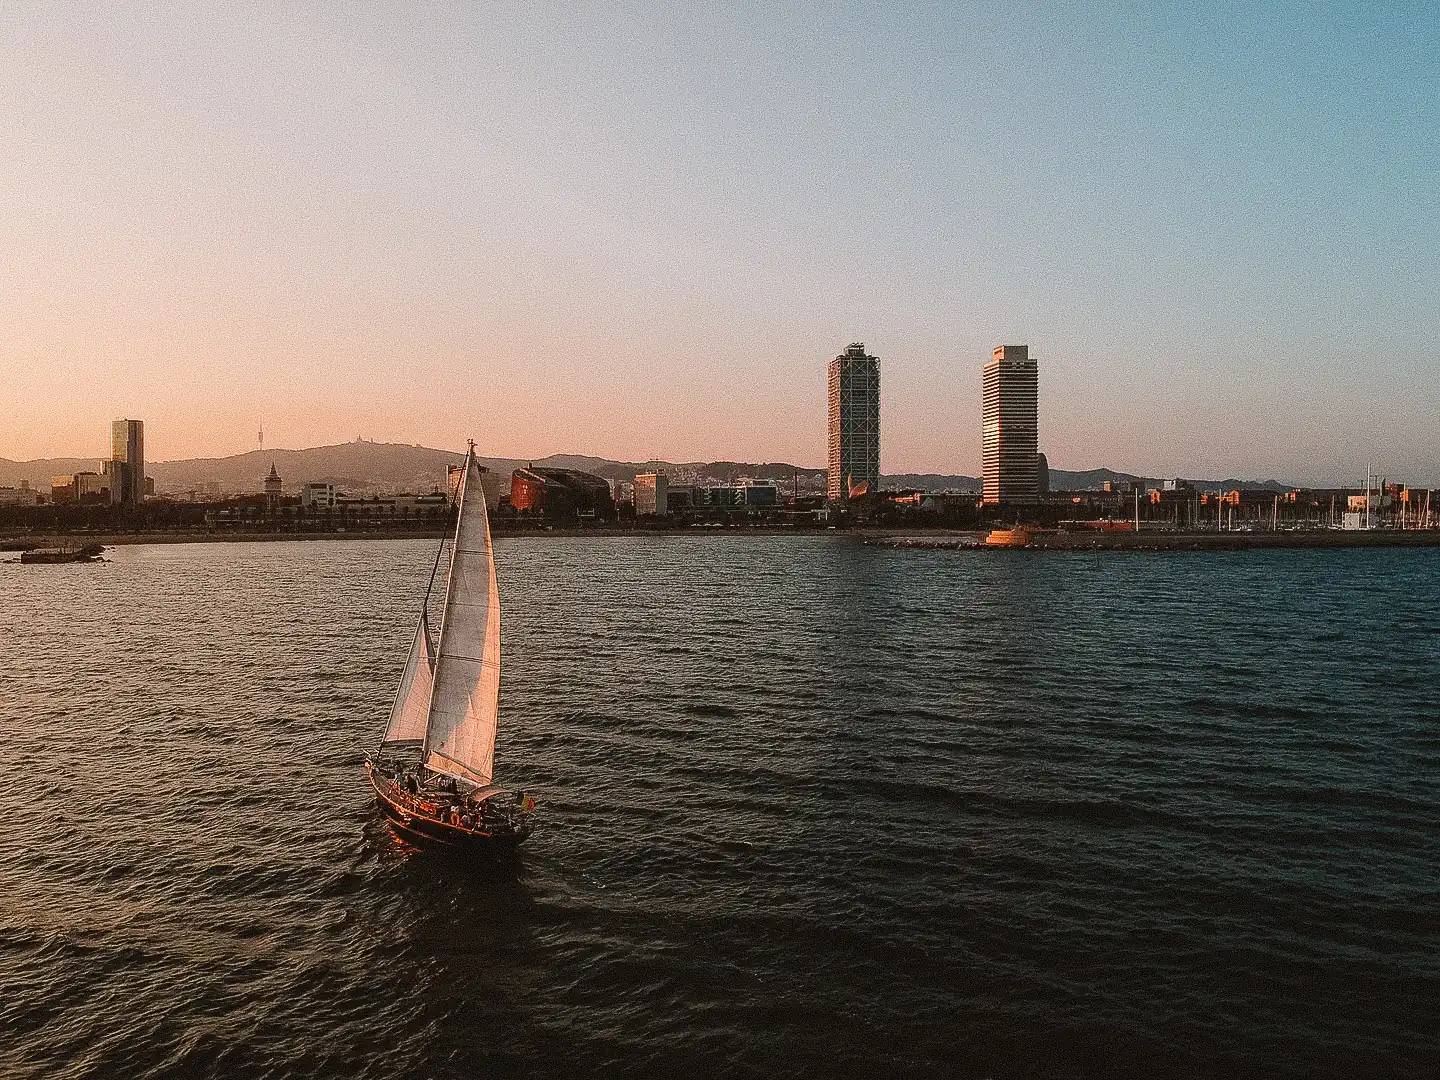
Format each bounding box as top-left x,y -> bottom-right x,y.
633,472 -> 668,516
982,345 -> 1039,505
109,419 -> 145,505
827,343 -> 880,501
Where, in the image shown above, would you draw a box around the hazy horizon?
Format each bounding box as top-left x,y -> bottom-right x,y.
0,434 -> 1357,489
2,4 -> 1435,487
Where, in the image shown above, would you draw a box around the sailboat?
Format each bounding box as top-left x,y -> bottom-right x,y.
364,442 -> 534,849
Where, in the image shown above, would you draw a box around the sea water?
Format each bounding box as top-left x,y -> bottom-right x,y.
1,537 -> 1436,1077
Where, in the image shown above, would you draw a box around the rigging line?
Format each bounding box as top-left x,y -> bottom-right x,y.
420,523 -> 448,617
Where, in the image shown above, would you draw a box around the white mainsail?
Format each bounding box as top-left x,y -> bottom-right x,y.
380,612 -> 434,747
422,448 -> 502,788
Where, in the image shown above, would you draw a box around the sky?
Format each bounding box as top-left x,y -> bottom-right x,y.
1,2 -> 1436,485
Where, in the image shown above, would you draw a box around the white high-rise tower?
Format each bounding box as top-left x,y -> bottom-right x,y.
982,346 -> 1038,506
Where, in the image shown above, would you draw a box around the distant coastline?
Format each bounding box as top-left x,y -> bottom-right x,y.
867,529 -> 1440,552
5,524 -> 1438,553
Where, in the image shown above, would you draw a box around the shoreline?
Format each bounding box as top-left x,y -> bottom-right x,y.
868,529 -> 1440,551
4,526 -> 1439,552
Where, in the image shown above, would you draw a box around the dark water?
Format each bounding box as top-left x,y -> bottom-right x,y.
1,537 -> 1436,1078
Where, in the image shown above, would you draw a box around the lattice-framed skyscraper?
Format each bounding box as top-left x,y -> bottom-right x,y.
982,345 -> 1039,505
827,343 -> 880,501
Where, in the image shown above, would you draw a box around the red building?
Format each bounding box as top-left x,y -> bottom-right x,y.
510,467 -> 615,521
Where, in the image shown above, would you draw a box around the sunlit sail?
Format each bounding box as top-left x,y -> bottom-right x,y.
364,442 -> 534,849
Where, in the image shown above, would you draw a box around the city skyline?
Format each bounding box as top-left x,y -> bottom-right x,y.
1,6 -> 1436,486
0,423 -> 1424,493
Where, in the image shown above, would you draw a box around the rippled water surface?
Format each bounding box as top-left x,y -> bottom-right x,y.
2,537 -> 1437,1078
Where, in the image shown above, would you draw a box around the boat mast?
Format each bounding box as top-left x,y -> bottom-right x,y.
421,443 -> 472,770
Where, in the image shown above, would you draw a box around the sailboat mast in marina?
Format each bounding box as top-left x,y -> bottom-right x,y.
365,442 -> 534,848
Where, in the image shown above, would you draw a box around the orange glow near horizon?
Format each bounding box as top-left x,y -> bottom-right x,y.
1,7 -> 1435,487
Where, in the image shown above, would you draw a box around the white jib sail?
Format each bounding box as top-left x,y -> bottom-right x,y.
423,449 -> 501,787
381,612 -> 434,747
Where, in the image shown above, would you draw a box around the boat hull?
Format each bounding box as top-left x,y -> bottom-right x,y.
366,764 -> 531,851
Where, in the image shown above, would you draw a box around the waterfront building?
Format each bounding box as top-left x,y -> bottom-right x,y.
0,486 -> 41,507
510,467 -> 615,521
693,485 -> 740,509
634,472 -> 668,516
687,482 -> 780,511
110,419 -> 145,505
608,478 -> 633,506
334,492 -> 450,517
50,472 -> 109,503
76,472 -> 109,502
827,343 -> 880,502
301,482 -> 336,510
981,346 -> 1038,505
736,480 -> 779,507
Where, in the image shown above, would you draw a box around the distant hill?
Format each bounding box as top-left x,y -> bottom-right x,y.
0,457 -> 100,488
852,468 -> 1294,493
0,443 -> 832,496
1049,468 -> 1293,492
523,455 -> 827,485
0,442 -> 479,495
882,473 -> 980,492
0,441 -> 1297,495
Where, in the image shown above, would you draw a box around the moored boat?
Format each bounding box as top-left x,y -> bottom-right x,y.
364,442 -> 534,849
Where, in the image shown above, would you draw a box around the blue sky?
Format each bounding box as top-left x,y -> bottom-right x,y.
1,2 -> 1435,484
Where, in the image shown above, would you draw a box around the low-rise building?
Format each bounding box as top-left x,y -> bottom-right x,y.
511,467 -> 615,521
681,482 -> 781,513
737,480 -> 778,507
301,482 -> 337,510
77,472 -> 110,501
0,486 -> 41,506
333,492 -> 450,517
50,471 -> 111,504
693,485 -> 742,509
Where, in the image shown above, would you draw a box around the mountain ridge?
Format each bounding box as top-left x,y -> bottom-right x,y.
1,441 -> 1296,494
